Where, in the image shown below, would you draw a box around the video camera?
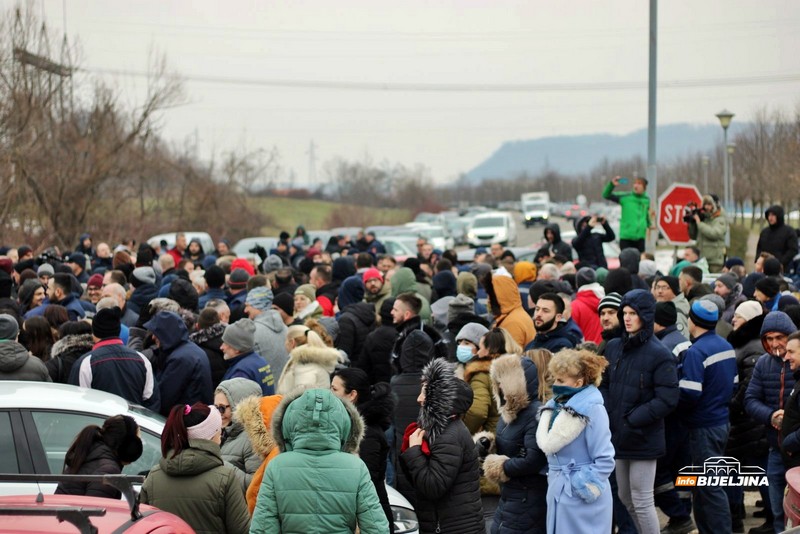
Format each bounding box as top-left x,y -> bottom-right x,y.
682,202 -> 708,224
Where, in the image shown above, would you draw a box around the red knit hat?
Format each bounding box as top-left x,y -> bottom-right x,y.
230,258 -> 255,276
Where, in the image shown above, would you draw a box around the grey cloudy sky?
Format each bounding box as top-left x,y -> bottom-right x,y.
29,0 -> 800,184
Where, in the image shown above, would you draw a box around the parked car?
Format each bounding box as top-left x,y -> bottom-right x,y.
785,466 -> 800,529
232,236 -> 280,265
466,212 -> 517,247
407,224 -> 454,250
0,382 -> 418,534
146,232 -> 214,256
382,236 -> 418,262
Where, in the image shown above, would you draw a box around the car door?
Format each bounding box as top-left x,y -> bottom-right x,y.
0,409 -> 36,495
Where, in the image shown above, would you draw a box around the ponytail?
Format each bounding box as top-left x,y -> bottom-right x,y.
63,425 -> 103,474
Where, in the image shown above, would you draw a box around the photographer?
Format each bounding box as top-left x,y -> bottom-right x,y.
687,195 -> 728,273
573,215 -> 616,269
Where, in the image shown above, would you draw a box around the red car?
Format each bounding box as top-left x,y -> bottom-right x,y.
785,466 -> 800,529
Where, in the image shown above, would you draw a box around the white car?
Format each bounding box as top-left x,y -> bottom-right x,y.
232,236 -> 280,265
147,231 -> 215,256
0,382 -> 419,533
466,212 -> 517,247
404,224 -> 455,250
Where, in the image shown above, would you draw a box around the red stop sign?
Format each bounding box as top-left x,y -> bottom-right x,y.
658,183 -> 702,245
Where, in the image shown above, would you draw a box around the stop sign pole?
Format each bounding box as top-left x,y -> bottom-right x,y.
658,183 -> 703,245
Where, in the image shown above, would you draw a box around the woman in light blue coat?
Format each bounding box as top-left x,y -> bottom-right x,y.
536,348 -> 615,534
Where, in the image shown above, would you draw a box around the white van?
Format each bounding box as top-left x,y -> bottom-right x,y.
466,212 -> 517,247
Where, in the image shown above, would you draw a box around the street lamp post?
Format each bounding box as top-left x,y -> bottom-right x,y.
701,156 -> 710,193
716,109 -> 735,213
727,143 -> 736,221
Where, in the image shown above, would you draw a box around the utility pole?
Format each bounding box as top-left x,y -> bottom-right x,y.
646,0 -> 658,253
307,140 -> 317,191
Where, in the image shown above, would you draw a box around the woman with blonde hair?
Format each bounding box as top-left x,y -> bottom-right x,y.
537,348 -> 614,534
277,325 -> 342,394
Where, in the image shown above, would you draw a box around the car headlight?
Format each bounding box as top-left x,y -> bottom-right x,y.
467,231 -> 476,239
392,506 -> 419,534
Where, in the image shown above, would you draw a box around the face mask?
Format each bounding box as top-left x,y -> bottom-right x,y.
552,384 -> 586,399
456,345 -> 474,363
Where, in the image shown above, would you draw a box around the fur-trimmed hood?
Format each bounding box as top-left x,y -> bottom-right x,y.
235,394 -> 283,457
490,354 -> 539,424
536,385 -> 604,456
276,344 -> 342,395
271,388 -> 364,454
50,333 -> 94,360
418,358 -> 473,444
357,384 -> 396,431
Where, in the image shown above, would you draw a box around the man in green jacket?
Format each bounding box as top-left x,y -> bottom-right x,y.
688,194 -> 728,273
602,176 -> 651,252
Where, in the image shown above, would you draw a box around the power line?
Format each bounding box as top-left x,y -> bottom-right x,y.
84,67 -> 800,93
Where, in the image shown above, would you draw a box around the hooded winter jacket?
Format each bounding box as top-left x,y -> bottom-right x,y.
600,289 -> 679,459
483,355 -> 548,534
725,314 -> 768,458
486,275 -> 535,349
618,248 -> 649,290
756,205 -> 798,269
463,355 -> 501,435
570,283 -> 604,344
0,340 -> 51,382
536,224 -> 573,261
364,277 -> 392,315
359,299 -> 396,384
335,302 -> 376,366
146,311 -> 212,416
140,439 -> 250,534
745,311 -> 797,448
602,180 -> 650,241
400,359 -> 484,534
688,209 -> 728,268
252,310 -> 289,382
572,216 -> 616,269
236,394 -> 283,514
46,333 -> 94,384
250,388 -> 389,534
391,267 -> 432,324
526,321 -> 578,353
275,344 -> 341,395
128,283 -> 158,315
216,378 -> 264,492
357,385 -> 397,532
190,323 -> 228,389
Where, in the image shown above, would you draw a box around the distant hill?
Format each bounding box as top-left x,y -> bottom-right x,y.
465,123 -> 746,183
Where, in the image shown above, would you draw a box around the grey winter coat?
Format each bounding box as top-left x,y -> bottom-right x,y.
253,310 -> 289,382
216,378 -> 264,492
0,340 -> 51,382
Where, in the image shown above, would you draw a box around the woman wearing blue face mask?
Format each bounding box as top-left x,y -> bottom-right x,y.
537,348 -> 615,534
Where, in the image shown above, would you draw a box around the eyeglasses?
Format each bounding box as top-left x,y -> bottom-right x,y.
215,404 -> 230,414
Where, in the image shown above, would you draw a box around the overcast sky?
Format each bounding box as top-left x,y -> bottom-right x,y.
26,0 -> 800,184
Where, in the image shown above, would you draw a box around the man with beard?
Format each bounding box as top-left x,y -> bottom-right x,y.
525,292 -> 577,353
597,292 -> 623,355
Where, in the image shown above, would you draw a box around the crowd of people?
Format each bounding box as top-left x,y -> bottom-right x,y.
3,185 -> 800,533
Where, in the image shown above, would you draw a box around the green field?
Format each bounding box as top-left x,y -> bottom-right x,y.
254,197 -> 413,235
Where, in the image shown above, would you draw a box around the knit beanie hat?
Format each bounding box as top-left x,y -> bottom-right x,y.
716,273 -> 738,291
229,268 -> 250,290
734,300 -> 763,323
215,378 -> 262,410
132,266 -> 156,286
379,297 -> 395,325
661,276 -> 681,297
603,268 -> 632,297
204,265 -> 226,289
447,293 -> 475,324
639,259 -> 658,278
246,286 -> 274,311
595,267 -> 609,285
654,301 -> 677,327
186,405 -> 222,441
169,278 -> 199,312
755,277 -> 780,299
763,258 -> 782,277
598,292 -> 622,313
295,284 -> 316,302
576,267 -> 596,288
362,268 -> 383,283
37,263 -> 55,277
222,318 -> 256,352
262,255 -> 284,274
87,274 -> 104,289
689,299 -> 719,330
92,306 -> 122,339
456,322 -> 490,347
724,257 -> 745,269
231,258 -> 255,276
272,292 -> 295,317
0,314 -> 19,340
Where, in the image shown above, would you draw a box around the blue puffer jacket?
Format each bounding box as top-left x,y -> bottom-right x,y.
145,311 -> 213,416
485,355 -> 548,534
600,289 -> 679,459
745,311 -> 797,448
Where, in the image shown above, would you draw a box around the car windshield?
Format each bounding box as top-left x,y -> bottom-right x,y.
473,217 -> 505,228
127,403 -> 166,424
524,202 -> 546,210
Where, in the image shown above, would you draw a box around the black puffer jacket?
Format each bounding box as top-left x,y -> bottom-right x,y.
391,330 -> 434,503
572,216 -> 616,269
358,386 -> 396,534
55,441 -> 122,499
358,299 -> 396,384
726,315 -> 768,458
400,358 -> 483,534
46,334 -> 94,384
600,289 -> 679,459
485,355 -> 547,534
335,302 -> 376,365
756,205 -> 798,269
189,323 -> 228,389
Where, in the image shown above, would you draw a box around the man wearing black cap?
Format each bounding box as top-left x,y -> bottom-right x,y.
653,276 -> 690,339
754,276 -> 782,313
69,307 -> 160,412
199,265 -> 227,309
678,300 -> 738,534
66,252 -> 89,284
597,292 -> 623,355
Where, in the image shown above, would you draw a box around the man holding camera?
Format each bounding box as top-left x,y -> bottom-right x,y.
602,175 -> 650,252
572,214 -> 616,269
687,195 -> 728,273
